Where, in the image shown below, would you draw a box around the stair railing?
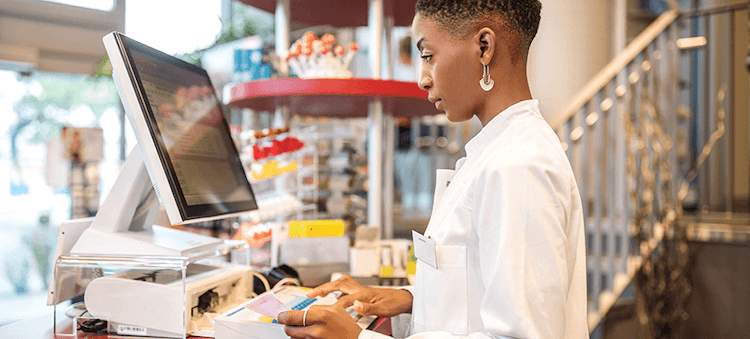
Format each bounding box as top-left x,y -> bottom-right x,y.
551,3 -> 750,332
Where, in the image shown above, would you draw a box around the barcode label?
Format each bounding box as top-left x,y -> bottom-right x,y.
118,324 -> 147,335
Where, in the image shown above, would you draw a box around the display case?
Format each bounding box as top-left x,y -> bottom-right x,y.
238,127 -> 319,223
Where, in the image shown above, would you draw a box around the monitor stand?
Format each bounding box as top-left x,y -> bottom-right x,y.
69,147 -> 223,257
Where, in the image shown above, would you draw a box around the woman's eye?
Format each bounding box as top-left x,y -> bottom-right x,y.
421,54 -> 432,63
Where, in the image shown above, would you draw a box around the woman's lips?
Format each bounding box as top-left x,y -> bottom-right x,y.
435,99 -> 442,110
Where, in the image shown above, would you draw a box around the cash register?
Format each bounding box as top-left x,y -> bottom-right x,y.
49,31 -> 260,338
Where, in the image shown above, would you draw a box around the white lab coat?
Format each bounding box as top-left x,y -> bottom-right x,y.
360,100 -> 588,339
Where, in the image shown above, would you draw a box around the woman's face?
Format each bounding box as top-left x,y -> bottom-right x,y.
412,14 -> 483,122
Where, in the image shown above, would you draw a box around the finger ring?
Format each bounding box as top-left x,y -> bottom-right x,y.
303,308 -> 308,327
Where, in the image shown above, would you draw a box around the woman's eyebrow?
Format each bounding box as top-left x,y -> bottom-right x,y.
416,38 -> 426,52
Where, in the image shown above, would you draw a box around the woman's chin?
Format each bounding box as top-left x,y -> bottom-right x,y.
445,112 -> 471,123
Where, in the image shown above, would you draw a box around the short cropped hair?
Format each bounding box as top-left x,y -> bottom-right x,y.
415,0 -> 542,59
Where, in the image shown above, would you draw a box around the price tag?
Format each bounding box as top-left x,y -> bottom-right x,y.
117,324 -> 147,336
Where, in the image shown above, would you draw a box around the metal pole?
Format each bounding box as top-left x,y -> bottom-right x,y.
592,93 -> 603,312
275,0 -> 290,76
368,0 -> 384,234
383,17 -> 395,239
726,11 -> 735,214
275,0 -> 291,128
702,15 -> 711,212
614,0 -> 627,55
617,66 -> 629,276
384,116 -> 395,238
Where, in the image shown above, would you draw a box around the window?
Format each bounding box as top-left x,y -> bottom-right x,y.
0,70 -> 124,326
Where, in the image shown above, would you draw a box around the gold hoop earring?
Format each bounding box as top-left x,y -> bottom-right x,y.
480,62 -> 494,91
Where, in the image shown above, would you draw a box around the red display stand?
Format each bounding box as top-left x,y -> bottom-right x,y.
227,78 -> 437,118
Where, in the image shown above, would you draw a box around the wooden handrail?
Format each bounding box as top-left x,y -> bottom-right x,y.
550,10 -> 680,130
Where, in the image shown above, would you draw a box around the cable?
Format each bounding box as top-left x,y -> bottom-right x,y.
272,277 -> 301,291
251,271 -> 271,292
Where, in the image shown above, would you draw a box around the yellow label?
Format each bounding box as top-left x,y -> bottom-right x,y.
252,161 -> 298,180
406,246 -> 416,275
288,220 -> 345,237
380,266 -> 393,277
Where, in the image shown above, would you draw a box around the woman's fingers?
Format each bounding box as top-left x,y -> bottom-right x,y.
305,283 -> 336,298
306,275 -> 362,298
277,309 -> 307,326
279,306 -> 362,339
333,294 -> 358,309
353,300 -> 376,316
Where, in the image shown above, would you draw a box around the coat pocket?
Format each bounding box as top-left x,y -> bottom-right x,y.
413,245 -> 469,335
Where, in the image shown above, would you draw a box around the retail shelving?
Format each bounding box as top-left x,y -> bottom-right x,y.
230,0 -> 430,238
238,132 -> 319,223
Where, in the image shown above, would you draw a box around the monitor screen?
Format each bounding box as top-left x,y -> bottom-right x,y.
117,34 -> 257,222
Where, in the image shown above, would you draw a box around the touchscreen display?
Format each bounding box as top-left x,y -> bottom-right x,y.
126,43 -> 256,214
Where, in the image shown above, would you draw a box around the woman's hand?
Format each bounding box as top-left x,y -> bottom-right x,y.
278,305 -> 361,339
306,274 -> 413,317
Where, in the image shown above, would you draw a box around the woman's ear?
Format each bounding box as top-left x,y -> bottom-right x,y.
476,27 -> 496,65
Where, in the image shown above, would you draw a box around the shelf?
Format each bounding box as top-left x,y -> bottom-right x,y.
236,0 -> 419,27
227,78 -> 438,118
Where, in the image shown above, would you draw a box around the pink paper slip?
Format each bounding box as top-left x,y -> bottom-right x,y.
243,291 -> 291,319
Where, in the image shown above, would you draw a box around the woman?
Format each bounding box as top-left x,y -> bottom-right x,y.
278,0 -> 588,338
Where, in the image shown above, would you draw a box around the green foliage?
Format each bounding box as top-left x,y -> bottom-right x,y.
11,73 -> 118,143
94,55 -> 113,79
8,72 -> 119,181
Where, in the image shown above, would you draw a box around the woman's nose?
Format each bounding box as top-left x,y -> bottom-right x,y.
418,75 -> 432,91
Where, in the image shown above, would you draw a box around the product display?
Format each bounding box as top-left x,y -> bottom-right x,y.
250,137 -> 305,161
249,160 -> 298,181
285,32 -> 359,79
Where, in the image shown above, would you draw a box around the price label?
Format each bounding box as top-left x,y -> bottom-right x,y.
118,324 -> 148,336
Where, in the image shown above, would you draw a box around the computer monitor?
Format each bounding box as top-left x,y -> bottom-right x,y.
69,32 -> 257,257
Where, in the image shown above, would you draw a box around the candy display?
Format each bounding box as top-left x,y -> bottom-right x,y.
286,32 -> 359,79
250,136 -> 305,161
234,222 -> 273,248
249,126 -> 291,140
249,160 -> 298,181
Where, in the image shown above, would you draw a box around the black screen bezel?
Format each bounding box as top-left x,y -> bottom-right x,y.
113,32 -> 258,221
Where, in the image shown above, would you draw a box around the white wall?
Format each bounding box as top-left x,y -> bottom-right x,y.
527,0 -> 613,124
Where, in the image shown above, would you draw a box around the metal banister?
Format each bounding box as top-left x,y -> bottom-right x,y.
550,10 -> 679,131
555,3 -> 750,337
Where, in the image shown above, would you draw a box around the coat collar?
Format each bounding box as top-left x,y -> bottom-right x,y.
463,99 -> 541,159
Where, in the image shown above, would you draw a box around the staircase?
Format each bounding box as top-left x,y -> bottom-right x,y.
551,3 -> 750,335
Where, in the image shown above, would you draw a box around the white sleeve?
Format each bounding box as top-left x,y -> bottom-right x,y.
361,330 -> 504,339
400,285 -> 415,296
359,329 -> 396,339
471,158 -> 572,338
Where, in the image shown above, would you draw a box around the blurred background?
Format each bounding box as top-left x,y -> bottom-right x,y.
0,0 -> 748,338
